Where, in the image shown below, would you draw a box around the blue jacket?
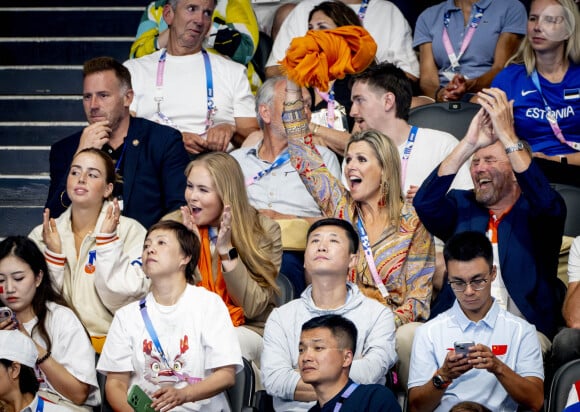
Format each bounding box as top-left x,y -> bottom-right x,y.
46,116 -> 190,229
414,161 -> 566,339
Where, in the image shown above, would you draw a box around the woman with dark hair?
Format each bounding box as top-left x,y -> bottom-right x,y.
28,148 -> 148,353
0,330 -> 61,411
306,1 -> 364,154
0,237 -> 99,410
97,220 -> 242,412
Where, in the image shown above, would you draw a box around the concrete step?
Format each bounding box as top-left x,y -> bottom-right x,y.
0,8 -> 142,37
0,96 -> 84,122
0,67 -> 83,95
0,39 -> 132,65
0,147 -> 49,174
0,124 -> 83,146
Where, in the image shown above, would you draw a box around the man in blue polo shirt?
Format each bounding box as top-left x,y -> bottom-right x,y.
408,231 -> 544,411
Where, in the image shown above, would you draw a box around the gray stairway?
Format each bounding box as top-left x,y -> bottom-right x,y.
0,2 -> 143,237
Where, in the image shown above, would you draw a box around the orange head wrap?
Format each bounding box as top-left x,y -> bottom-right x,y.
279,25 -> 377,92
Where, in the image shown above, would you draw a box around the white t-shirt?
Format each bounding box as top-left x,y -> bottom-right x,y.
23,302 -> 99,407
266,0 -> 419,77
569,236 -> 580,284
97,285 -> 243,412
341,127 -> 473,193
398,127 -> 473,193
125,50 -> 256,135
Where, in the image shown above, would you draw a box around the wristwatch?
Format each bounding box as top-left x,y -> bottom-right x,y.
561,156 -> 568,165
432,373 -> 451,390
219,247 -> 238,261
505,141 -> 524,154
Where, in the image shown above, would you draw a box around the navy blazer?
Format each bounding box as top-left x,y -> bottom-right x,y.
46,117 -> 190,229
414,161 -> 566,339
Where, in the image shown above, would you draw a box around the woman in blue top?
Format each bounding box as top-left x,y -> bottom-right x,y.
414,0 -> 527,102
492,0 -> 580,185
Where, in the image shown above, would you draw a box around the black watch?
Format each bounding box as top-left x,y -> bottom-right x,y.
432,374 -> 451,390
219,247 -> 238,261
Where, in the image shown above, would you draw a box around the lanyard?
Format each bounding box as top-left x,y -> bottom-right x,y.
139,298 -> 202,384
36,397 -> 44,412
356,218 -> 389,298
357,0 -> 370,21
246,150 -> 290,186
316,85 -> 336,129
333,382 -> 359,412
155,49 -> 216,132
442,5 -> 484,72
400,126 -> 418,189
114,142 -> 127,174
531,69 -> 579,151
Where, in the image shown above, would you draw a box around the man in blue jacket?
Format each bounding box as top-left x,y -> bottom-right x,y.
45,57 -> 190,229
414,88 -> 566,344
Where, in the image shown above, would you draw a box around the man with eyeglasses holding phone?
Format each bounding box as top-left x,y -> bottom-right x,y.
414,88 -> 566,350
407,231 -> 544,412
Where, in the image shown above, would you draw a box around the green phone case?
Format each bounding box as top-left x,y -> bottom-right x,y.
127,385 -> 156,412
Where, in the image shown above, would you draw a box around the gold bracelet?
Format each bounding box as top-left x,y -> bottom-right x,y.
312,124 -> 320,135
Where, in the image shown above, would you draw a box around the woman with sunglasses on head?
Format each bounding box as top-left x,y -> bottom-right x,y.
97,220 -> 242,412
171,152 -> 282,366
28,148 -> 148,354
0,237 -> 99,410
492,0 -> 580,186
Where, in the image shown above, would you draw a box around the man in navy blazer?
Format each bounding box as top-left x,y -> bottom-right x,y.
45,57 -> 190,229
414,88 -> 566,342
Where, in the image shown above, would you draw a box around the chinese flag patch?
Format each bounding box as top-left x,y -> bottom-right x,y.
492,345 -> 508,355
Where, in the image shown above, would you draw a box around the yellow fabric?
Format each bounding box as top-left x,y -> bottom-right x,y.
275,218 -> 310,251
90,335 -> 106,354
279,26 -> 377,91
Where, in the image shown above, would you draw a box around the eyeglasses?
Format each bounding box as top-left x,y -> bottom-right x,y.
448,276 -> 489,292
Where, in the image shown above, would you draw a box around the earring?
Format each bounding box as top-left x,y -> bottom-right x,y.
378,181 -> 388,207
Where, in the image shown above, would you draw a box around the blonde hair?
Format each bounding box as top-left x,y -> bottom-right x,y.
508,0 -> 580,74
346,130 -> 403,228
185,153 -> 278,290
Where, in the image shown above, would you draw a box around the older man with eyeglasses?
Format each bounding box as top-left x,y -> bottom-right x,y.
407,231 -> 544,412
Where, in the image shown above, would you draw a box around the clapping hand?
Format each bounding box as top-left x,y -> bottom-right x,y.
42,208 -> 62,254
101,198 -> 121,234
216,205 -> 233,255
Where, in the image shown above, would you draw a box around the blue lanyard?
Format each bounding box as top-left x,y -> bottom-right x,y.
246,150 -> 290,186
138,298 -> 202,385
357,0 -> 370,22
114,142 -> 127,174
36,397 -> 44,412
155,48 -> 216,132
401,126 -> 418,189
332,382 -> 359,412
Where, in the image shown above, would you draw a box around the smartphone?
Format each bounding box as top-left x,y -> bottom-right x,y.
0,307 -> 13,323
454,341 -> 475,357
127,385 -> 156,412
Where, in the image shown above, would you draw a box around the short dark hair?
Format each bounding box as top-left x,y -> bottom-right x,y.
307,218 -> 359,253
352,62 -> 412,120
83,56 -> 132,90
308,1 -> 361,28
145,221 -> 201,284
443,231 -> 493,270
302,314 -> 358,353
449,401 -> 492,412
0,359 -> 40,396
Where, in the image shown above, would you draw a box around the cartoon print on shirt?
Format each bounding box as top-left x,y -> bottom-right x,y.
142,335 -> 190,386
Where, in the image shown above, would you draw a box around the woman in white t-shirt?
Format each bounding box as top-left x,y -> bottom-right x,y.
0,236 -> 99,411
97,220 -> 242,412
